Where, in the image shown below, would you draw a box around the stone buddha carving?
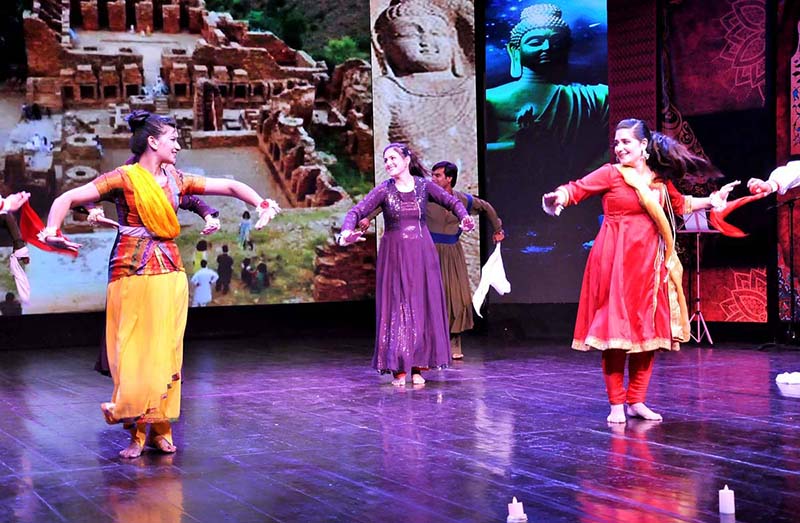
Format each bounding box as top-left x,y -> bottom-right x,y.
371,0 -> 476,185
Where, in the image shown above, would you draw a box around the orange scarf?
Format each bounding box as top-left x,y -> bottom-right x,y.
121,163 -> 180,239
616,165 -> 690,344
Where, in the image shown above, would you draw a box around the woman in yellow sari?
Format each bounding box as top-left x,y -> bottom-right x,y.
41,111 -> 279,458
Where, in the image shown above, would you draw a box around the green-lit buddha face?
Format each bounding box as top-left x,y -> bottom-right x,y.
380,15 -> 454,75
506,4 -> 572,78
518,28 -> 569,68
519,29 -> 569,68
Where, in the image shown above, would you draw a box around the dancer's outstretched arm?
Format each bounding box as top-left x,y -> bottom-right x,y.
41,183 -> 101,251
201,178 -> 279,229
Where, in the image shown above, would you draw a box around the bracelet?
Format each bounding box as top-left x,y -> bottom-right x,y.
37,226 -> 60,243
259,199 -> 270,209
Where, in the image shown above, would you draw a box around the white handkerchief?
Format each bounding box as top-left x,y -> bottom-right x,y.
472,243 -> 511,318
10,251 -> 30,304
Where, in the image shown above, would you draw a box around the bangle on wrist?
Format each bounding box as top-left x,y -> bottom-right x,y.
37,226 -> 60,243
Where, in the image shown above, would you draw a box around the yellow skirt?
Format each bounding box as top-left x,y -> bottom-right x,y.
104,271 -> 188,424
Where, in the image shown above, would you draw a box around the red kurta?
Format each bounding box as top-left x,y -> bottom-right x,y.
562,164 -> 689,353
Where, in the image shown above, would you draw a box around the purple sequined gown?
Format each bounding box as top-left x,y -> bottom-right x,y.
343,177 -> 469,374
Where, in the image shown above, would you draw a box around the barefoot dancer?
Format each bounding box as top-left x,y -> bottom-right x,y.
40,110 -> 279,458
542,119 -> 738,423
339,143 -> 474,386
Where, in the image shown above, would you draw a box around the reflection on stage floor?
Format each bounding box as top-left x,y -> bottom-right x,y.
0,335 -> 797,522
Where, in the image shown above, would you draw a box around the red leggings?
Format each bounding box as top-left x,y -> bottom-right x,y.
601,350 -> 655,405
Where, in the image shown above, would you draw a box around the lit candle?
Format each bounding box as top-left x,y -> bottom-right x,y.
507,497 -> 527,522
719,485 -> 735,514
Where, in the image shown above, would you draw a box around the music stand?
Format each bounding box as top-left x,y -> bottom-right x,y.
678,210 -> 720,344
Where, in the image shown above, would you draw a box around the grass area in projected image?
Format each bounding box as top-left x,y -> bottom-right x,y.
0,0 -> 375,314
483,0 -> 609,303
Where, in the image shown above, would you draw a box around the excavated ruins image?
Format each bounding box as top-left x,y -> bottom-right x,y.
1,0 -> 376,312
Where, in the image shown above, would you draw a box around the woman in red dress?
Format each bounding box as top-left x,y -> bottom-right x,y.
542,119 -> 739,423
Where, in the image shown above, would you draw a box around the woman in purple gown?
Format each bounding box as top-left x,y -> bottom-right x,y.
340,143 -> 475,386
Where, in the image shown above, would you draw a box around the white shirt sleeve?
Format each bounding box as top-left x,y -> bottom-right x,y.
768,161 -> 800,195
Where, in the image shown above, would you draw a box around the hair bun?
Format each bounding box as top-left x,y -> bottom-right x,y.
126,110 -> 151,131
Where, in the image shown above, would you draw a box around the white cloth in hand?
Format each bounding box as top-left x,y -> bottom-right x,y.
472,243 -> 511,317
201,215 -> 220,235
255,199 -> 281,229
10,248 -> 30,304
541,192 -> 565,216
337,230 -> 363,246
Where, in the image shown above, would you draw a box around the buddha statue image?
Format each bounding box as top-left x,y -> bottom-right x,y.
485,2 -> 608,154
372,0 -> 477,190
371,0 -> 482,282
484,2 -> 609,303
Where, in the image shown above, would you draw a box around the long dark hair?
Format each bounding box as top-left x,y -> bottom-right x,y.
615,119 -> 720,183
648,132 -> 721,183
125,110 -> 176,165
383,142 -> 429,177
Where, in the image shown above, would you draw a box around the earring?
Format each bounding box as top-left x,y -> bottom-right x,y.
642,149 -> 650,160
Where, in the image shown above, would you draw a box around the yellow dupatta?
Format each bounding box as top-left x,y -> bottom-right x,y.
121,163 -> 181,239
616,165 -> 691,344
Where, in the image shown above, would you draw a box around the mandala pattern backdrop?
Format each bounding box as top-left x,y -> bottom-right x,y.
685,268 -> 767,323
667,0 -> 766,116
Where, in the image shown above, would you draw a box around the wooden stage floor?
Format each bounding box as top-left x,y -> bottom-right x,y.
0,335 -> 797,522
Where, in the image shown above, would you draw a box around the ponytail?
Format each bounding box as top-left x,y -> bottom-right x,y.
648,132 -> 721,183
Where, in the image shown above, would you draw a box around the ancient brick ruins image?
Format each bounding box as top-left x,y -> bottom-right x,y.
0,0 -> 376,313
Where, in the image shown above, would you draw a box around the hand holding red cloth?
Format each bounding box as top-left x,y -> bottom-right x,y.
708,193 -> 768,237
18,201 -> 78,257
